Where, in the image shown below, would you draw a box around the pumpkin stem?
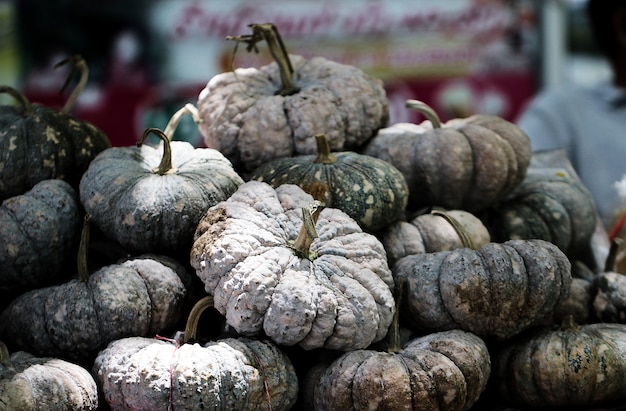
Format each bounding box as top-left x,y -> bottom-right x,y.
183,295 -> 215,343
163,103 -> 202,141
387,277 -> 405,353
137,128 -> 177,175
559,315 -> 581,332
291,201 -> 323,260
77,214 -> 92,282
0,341 -> 10,363
55,54 -> 88,114
0,85 -> 33,116
605,238 -> 623,272
405,99 -> 442,129
431,209 -> 477,250
227,23 -> 300,96
313,134 -> 338,164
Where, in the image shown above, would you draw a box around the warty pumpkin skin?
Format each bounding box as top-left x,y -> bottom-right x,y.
251,133 -> 409,232
190,181 -> 395,352
380,209 -> 490,266
362,100 -> 531,213
197,24 -> 388,172
393,239 -> 572,341
0,179 -> 81,294
0,253 -> 192,364
80,120 -> 244,255
0,345 -> 98,411
495,319 -> 626,408
313,329 -> 491,411
0,57 -> 110,200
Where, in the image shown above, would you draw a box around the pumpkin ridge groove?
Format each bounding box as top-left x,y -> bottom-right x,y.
437,250 -> 463,328
396,349 -> 419,407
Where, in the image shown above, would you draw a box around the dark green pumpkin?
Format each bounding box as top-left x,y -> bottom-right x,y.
0,56 -> 110,200
251,133 -> 408,232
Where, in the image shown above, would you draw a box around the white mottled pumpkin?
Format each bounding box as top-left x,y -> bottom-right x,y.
190,181 -> 395,351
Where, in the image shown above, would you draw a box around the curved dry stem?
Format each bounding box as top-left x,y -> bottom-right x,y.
77,214 -> 92,282
431,209 -> 476,250
183,295 -> 215,343
405,99 -> 442,129
0,85 -> 32,116
55,55 -> 89,114
163,103 -> 202,141
291,201 -> 323,260
138,128 -> 176,175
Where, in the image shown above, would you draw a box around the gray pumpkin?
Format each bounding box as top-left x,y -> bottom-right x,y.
393,239 -> 572,340
80,107 -> 243,255
190,181 -> 395,351
0,342 -> 98,411
0,249 -> 192,363
0,179 -> 81,294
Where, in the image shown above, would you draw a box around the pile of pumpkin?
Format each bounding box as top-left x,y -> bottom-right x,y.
2,24 -> 626,411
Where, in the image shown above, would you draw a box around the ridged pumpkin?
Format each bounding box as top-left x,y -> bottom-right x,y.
251,133 -> 408,232
197,23 -> 388,172
93,296 -> 298,411
79,104 -> 243,256
190,181 -> 395,351
362,100 -> 531,213
0,342 -> 98,411
380,208 -> 490,266
0,179 -> 81,295
484,166 -> 597,257
495,318 -> 626,408
393,239 -> 572,340
0,55 -> 110,200
0,216 -> 192,364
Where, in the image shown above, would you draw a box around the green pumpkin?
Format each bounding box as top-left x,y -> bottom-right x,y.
0,56 -> 110,200
251,134 -> 408,232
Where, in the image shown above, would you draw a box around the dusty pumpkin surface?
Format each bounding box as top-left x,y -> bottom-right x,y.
190,181 -> 395,351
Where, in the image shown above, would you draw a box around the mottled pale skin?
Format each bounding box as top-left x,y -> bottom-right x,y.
0,179 -> 81,292
393,239 -> 572,341
0,351 -> 99,411
495,322 -> 626,408
593,271 -> 626,323
313,330 -> 491,411
197,55 -> 389,172
190,181 -> 395,351
380,210 -> 491,266
0,255 -> 190,363
93,336 -> 298,411
79,141 -> 243,254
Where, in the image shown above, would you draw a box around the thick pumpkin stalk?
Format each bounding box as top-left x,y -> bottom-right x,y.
312,134 -> 337,164
163,103 -> 202,141
137,128 -> 176,175
0,341 -> 9,363
0,86 -> 33,117
386,277 -> 405,354
405,99 -> 442,128
227,23 -> 300,96
431,209 -> 477,249
55,54 -> 89,114
291,201 -> 323,260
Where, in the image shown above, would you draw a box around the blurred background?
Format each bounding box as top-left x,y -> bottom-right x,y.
0,0 -> 604,146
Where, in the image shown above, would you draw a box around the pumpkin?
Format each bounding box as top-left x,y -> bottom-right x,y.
79,104 -> 243,256
0,55 -> 110,200
0,178 -> 81,295
362,100 -> 532,213
0,215 -> 192,364
0,341 -> 98,411
380,208 -> 490,266
197,23 -> 388,172
483,166 -> 597,257
312,280 -> 490,411
250,133 -> 408,232
393,239 -> 572,341
494,317 -> 626,408
93,295 -> 298,411
190,180 -> 395,351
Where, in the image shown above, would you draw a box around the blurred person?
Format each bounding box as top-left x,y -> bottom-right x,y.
516,0 -> 626,231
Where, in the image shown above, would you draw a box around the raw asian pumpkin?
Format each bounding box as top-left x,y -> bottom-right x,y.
362,100 -> 532,213
197,23 -> 388,172
79,104 -> 243,256
190,181 -> 395,352
251,133 -> 408,232
0,55 -> 110,200
93,296 -> 298,411
0,341 -> 99,411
